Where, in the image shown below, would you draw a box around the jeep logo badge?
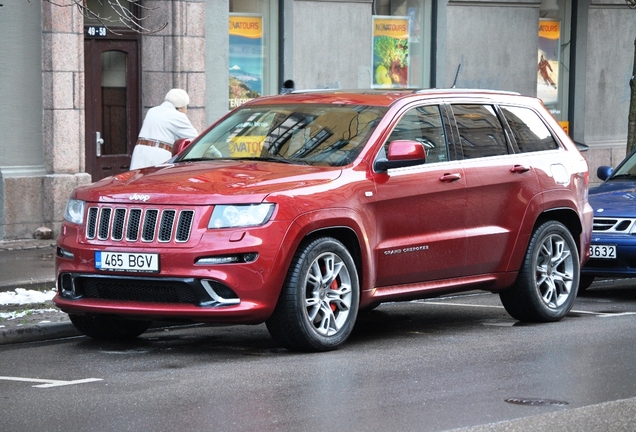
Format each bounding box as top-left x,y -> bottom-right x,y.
129,193 -> 150,202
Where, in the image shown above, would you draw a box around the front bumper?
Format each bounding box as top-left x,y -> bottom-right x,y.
54,220 -> 294,324
581,233 -> 636,279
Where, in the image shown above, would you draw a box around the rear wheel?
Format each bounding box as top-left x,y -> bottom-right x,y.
266,237 -> 359,352
500,221 -> 579,322
70,314 -> 152,340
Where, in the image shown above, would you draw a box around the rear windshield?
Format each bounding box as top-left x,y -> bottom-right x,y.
178,104 -> 388,167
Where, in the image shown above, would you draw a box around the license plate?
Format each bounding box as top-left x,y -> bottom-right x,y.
589,245 -> 616,259
95,251 -> 159,272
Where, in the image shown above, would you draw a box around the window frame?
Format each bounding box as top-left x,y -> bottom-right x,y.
373,102 -> 458,169
446,103 -> 512,160
497,104 -> 561,154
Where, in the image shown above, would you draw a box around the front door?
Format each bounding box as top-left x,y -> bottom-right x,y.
85,35 -> 140,181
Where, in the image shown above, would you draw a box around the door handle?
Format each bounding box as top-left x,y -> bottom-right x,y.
510,165 -> 531,173
96,131 -> 104,157
439,173 -> 462,182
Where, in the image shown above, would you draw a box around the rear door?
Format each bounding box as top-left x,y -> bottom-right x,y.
448,103 -> 542,276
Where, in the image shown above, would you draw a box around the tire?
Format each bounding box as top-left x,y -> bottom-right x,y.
578,275 -> 595,293
266,237 -> 360,352
70,314 -> 152,340
500,221 -> 579,322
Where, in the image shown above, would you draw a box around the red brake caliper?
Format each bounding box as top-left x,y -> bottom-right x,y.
330,279 -> 339,311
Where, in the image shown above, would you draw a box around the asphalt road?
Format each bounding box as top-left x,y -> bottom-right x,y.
1,282 -> 635,431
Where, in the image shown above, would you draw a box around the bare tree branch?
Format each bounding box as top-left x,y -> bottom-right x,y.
44,0 -> 168,35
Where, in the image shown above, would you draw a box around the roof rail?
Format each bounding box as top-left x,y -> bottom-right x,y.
414,88 -> 521,96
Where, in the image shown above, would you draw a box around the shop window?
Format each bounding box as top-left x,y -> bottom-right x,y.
229,0 -> 279,109
372,0 -> 432,89
538,0 -> 571,133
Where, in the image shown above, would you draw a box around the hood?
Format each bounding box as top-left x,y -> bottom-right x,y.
74,160 -> 342,205
588,180 -> 636,217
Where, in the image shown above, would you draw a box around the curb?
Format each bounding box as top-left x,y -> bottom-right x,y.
0,277 -> 56,294
0,321 -> 81,345
0,239 -> 56,251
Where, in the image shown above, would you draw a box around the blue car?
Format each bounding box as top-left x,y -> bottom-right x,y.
581,148 -> 636,290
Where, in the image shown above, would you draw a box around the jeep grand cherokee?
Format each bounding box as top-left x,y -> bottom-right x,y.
55,89 -> 593,351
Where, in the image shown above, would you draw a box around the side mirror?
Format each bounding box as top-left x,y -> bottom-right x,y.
173,138 -> 192,156
374,140 -> 426,172
597,166 -> 613,181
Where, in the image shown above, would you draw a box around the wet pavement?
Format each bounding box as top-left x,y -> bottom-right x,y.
0,240 -> 73,343
0,239 -> 56,293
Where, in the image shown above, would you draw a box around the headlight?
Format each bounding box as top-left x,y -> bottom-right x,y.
64,199 -> 85,225
208,204 -> 275,229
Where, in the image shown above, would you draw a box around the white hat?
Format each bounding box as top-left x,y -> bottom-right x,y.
165,88 -> 190,108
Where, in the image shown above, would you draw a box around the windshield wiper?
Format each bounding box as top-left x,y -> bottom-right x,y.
232,156 -> 295,164
177,157 -> 216,163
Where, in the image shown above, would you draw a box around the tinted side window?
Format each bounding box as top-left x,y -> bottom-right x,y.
500,105 -> 559,152
385,105 -> 448,163
452,104 -> 508,159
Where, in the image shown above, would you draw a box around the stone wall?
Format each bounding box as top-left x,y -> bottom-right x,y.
141,0 -> 207,133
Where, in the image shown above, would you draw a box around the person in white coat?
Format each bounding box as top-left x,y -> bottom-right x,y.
129,89 -> 199,170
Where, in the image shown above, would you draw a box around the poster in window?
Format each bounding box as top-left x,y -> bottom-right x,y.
229,15 -> 263,110
372,16 -> 410,88
537,19 -> 560,106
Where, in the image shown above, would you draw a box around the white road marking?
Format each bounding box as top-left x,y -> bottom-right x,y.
418,301 -> 636,317
0,376 -> 103,388
421,301 -> 504,309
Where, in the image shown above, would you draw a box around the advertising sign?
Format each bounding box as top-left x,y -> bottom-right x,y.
537,19 -> 560,106
229,135 -> 265,158
372,16 -> 410,88
229,15 -> 264,109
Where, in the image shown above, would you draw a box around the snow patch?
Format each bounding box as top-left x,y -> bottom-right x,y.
0,288 -> 56,305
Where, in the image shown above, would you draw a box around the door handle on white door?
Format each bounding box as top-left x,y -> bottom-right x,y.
96,131 -> 104,157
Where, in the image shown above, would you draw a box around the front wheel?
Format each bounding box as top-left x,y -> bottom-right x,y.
70,314 -> 152,340
500,221 -> 579,322
266,237 -> 360,352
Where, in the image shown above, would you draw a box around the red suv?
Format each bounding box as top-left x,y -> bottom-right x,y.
55,89 -> 593,351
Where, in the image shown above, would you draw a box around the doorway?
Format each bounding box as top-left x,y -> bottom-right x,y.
84,35 -> 140,181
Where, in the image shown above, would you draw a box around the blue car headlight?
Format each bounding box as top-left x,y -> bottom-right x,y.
208,204 -> 275,229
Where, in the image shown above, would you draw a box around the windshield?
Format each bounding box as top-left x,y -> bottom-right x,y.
611,151 -> 636,180
177,104 -> 387,167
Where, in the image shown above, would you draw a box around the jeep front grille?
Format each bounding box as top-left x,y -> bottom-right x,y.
592,217 -> 636,234
86,206 -> 195,243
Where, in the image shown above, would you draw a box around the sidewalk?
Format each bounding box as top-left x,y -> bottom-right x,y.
0,239 -> 56,292
0,239 -> 80,344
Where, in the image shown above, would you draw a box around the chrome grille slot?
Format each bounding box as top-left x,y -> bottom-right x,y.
112,208 -> 126,241
98,208 -> 112,240
127,209 -> 142,241
142,209 -> 159,242
84,205 -> 196,244
86,207 -> 99,239
159,210 -> 176,242
176,211 -> 194,242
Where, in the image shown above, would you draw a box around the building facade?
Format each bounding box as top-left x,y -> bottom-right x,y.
0,0 -> 634,239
